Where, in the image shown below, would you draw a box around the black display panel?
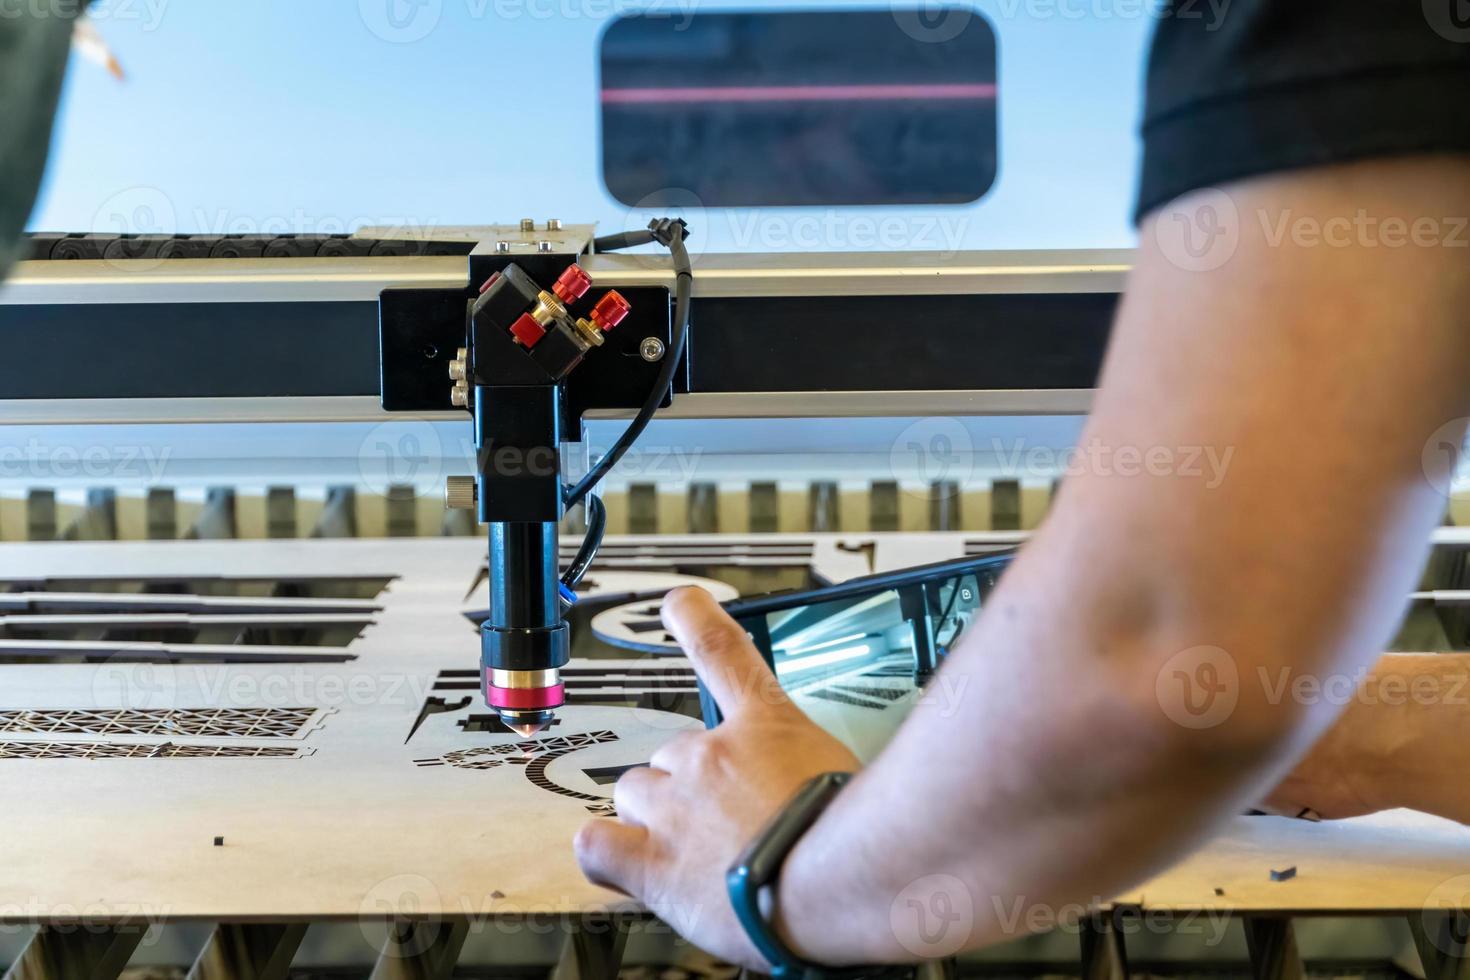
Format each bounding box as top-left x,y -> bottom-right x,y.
600,7 -> 998,208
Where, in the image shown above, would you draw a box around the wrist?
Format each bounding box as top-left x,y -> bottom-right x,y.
772,790 -> 892,966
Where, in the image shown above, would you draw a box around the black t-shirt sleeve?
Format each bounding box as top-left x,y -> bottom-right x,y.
1135,0 -> 1470,222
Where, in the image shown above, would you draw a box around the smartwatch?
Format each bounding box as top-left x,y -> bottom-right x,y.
727,772 -> 891,979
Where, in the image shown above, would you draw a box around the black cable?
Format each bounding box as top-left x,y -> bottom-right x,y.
558,219 -> 692,595
560,493 -> 605,590
565,220 -> 692,510
935,574 -> 970,652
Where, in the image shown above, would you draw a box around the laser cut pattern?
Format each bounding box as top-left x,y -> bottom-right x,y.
0,707 -> 326,739
416,731 -> 622,814
0,742 -> 310,759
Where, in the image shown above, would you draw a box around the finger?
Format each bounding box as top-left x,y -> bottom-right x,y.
648,731 -> 704,774
662,587 -> 790,719
612,764 -> 667,827
574,818 -> 651,897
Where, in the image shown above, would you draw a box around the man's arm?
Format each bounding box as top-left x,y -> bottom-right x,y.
577,155 -> 1470,966
772,155 -> 1470,959
1263,654 -> 1470,822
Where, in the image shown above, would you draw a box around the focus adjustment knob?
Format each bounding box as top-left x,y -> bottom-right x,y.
445,476 -> 478,511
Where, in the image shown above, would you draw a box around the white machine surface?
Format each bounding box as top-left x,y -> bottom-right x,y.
4,533 -> 1470,930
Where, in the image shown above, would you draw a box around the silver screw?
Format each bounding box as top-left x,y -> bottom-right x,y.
451,382 -> 469,408
495,241 -> 511,254
537,240 -> 554,253
520,218 -> 536,233
639,337 -> 666,362
448,359 -> 466,382
547,219 -> 564,231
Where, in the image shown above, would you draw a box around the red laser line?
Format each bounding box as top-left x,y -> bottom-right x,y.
601,83 -> 997,105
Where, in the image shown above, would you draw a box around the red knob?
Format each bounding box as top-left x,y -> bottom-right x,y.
552,265 -> 592,305
509,312 -> 546,348
589,291 -> 631,332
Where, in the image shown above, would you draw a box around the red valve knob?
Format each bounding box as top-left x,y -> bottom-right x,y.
509,312 -> 546,348
552,265 -> 593,305
589,291 -> 631,332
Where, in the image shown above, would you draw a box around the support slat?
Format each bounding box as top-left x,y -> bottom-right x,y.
2,924 -> 145,980
809,481 -> 839,532
311,486 -> 357,539
368,919 -> 469,980
1410,911 -> 1470,980
187,922 -> 307,980
551,917 -> 629,980
990,479 -> 1021,532
689,483 -> 720,534
870,480 -> 899,532
386,485 -> 418,538
1079,914 -> 1129,980
929,481 -> 961,532
628,484 -> 658,535
146,487 -> 177,540
1243,916 -> 1305,980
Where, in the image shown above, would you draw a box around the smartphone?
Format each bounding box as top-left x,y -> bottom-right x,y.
706,551 -> 1015,760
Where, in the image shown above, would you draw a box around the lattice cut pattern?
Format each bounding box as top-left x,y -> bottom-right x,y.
0,741 -> 310,759
427,730 -> 620,770
417,731 -> 622,814
0,707 -> 325,739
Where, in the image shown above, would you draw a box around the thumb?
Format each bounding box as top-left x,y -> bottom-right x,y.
661,587 -> 790,719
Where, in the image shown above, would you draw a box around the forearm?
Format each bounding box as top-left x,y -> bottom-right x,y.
1274,654 -> 1470,822
776,157 -> 1470,963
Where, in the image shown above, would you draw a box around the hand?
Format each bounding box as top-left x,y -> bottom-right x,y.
1259,708 -> 1381,820
574,587 -> 861,969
